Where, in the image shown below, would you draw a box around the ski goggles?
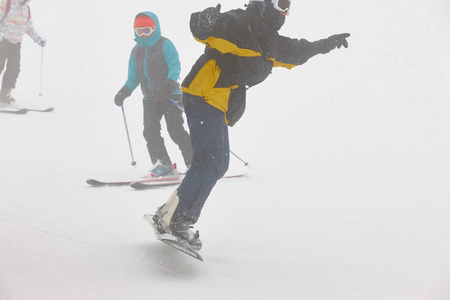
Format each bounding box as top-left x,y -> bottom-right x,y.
272,0 -> 291,15
135,27 -> 156,37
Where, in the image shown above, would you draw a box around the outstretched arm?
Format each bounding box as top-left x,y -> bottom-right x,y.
275,33 -> 350,68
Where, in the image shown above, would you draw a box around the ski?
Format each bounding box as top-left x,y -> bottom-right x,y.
86,174 -> 184,187
0,108 -> 28,114
130,179 -> 182,189
26,107 -> 54,113
0,107 -> 54,114
130,173 -> 247,190
143,214 -> 203,262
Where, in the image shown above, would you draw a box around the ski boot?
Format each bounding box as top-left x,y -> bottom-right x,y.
149,160 -> 174,178
0,88 -> 15,105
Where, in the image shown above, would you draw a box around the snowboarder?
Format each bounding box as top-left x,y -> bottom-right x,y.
151,0 -> 350,249
114,12 -> 193,177
0,0 -> 46,104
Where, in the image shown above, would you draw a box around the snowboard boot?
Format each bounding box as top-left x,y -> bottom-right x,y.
0,88 -> 15,105
152,190 -> 202,250
152,189 -> 180,234
170,213 -> 202,251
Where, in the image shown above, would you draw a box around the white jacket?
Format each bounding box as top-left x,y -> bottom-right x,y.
0,0 -> 42,44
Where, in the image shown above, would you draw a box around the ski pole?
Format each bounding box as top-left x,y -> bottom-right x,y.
121,106 -> 136,166
39,47 -> 44,96
230,150 -> 253,169
169,98 -> 253,169
170,98 -> 184,112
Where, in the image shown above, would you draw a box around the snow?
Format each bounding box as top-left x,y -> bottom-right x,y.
1,0 -> 450,299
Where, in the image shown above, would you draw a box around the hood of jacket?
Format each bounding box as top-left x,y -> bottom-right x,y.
134,11 -> 161,47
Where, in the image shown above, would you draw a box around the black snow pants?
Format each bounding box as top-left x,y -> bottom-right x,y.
143,99 -> 193,168
0,40 -> 21,89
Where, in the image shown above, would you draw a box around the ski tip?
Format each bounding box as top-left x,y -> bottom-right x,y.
130,182 -> 147,190
17,108 -> 28,114
29,107 -> 54,113
222,173 -> 247,179
130,180 -> 181,190
86,178 -> 107,187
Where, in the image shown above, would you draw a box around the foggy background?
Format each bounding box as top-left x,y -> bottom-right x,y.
1,1 -> 449,299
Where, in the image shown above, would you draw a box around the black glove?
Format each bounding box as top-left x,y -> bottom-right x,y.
114,86 -> 132,106
155,78 -> 178,102
324,33 -> 350,53
198,4 -> 221,32
330,33 -> 350,49
317,33 -> 351,54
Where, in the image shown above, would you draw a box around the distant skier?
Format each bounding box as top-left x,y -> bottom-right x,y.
114,12 -> 193,177
0,0 -> 46,104
151,0 -> 350,249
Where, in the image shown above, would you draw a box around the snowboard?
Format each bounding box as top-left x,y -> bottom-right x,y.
143,214 -> 203,262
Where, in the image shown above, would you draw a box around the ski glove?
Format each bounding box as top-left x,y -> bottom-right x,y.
198,4 -> 221,32
114,86 -> 132,106
155,78 -> 178,103
322,33 -> 350,53
330,33 -> 350,49
36,37 -> 46,47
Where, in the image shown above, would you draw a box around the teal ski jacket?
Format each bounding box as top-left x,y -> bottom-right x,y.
124,12 -> 181,99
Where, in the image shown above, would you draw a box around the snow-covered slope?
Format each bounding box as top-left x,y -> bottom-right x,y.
1,1 -> 449,299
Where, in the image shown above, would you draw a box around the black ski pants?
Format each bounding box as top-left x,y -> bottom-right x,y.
143,99 -> 193,168
0,40 -> 21,89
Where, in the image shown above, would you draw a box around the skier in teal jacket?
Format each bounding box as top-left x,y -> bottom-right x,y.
114,12 -> 193,177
